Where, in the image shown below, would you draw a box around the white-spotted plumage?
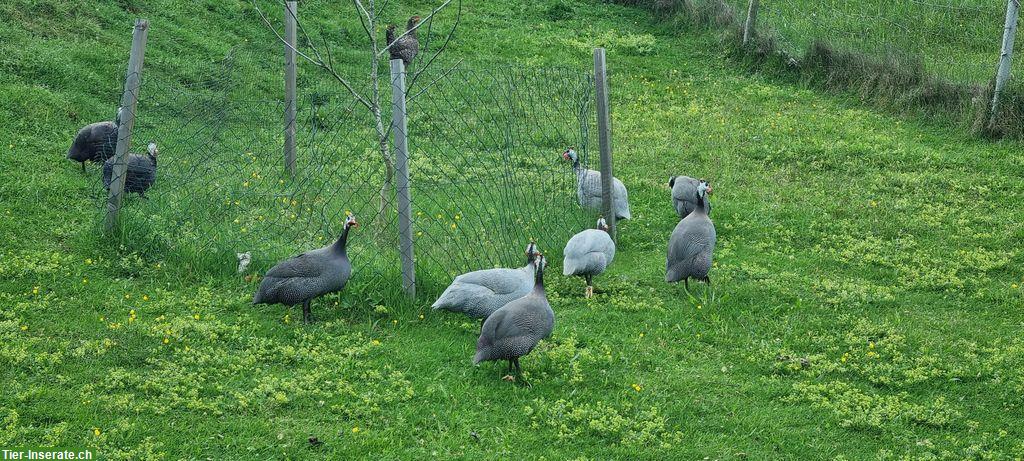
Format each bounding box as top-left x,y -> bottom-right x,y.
563,148 -> 631,220
562,217 -> 616,298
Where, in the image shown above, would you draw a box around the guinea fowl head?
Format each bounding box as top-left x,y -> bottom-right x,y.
697,179 -> 712,198
533,254 -> 546,287
147,141 -> 158,159
525,239 -> 540,264
332,213 -> 358,254
344,213 -> 359,229
407,15 -> 421,31
596,216 -> 609,232
561,147 -> 579,166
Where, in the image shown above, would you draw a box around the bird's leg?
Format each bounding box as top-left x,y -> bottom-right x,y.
302,300 -> 313,324
81,163 -> 86,173
585,275 -> 593,298
514,358 -> 531,387
684,278 -> 690,293
502,360 -> 516,382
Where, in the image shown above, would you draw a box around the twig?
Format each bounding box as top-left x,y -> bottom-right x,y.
407,0 -> 462,93
252,0 -> 372,110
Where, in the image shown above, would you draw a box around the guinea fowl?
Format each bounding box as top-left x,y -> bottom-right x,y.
561,148 -> 631,220
669,175 -> 712,218
666,180 -> 716,290
474,255 -> 553,383
386,16 -> 420,67
562,217 -> 616,298
253,214 -> 358,323
67,108 -> 121,171
103,142 -> 158,196
432,241 -> 542,321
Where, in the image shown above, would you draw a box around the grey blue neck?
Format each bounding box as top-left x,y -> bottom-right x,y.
331,225 -> 351,254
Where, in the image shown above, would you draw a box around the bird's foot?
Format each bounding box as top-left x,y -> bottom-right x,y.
501,375 -> 516,382
585,286 -> 593,298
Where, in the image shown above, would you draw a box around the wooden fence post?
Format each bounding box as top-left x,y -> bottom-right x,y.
284,1 -> 298,175
593,48 -> 617,241
743,0 -> 760,46
104,19 -> 149,234
390,58 -> 416,298
990,0 -> 1020,129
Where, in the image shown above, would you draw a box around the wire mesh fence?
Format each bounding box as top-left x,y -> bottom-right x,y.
94,39 -> 597,301
744,0 -> 1010,86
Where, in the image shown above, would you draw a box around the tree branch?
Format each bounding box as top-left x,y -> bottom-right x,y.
407,0 -> 462,93
252,0 -> 372,110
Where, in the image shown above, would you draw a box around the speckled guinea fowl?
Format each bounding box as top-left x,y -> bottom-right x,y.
669,175 -> 712,218
474,255 -> 553,382
432,241 -> 541,320
103,142 -> 158,196
67,109 -> 120,172
562,148 -> 631,220
563,217 -> 616,298
253,214 -> 358,323
666,180 -> 716,289
386,16 -> 420,66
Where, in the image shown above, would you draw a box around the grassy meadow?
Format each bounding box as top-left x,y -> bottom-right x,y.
2,0 -> 1024,459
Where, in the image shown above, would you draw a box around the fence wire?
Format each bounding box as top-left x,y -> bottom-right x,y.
93,42 -> 596,300
732,0 -> 1013,86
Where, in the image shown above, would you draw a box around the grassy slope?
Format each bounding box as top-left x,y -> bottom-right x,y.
2,0 -> 1023,459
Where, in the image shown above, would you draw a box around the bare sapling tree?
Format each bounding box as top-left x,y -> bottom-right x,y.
254,0 -> 462,235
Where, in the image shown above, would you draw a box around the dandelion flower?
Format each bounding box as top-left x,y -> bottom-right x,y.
93,428 -> 101,437
639,332 -> 645,338
82,278 -> 88,284
372,339 -> 381,346
352,427 -> 360,433
163,338 -> 170,344
20,325 -> 27,331
86,258 -> 93,265
124,294 -> 131,300
419,314 -> 424,320
193,314 -> 200,320
392,319 -> 398,325
32,286 -> 39,295
868,341 -> 875,349
284,314 -> 291,324
450,223 -> 457,230
143,295 -> 149,301
631,383 -> 642,392
1013,283 -> 1019,289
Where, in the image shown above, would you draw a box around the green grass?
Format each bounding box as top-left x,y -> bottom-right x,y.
2,0 -> 1024,459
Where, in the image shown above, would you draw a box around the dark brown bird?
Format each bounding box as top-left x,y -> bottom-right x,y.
386,16 -> 420,67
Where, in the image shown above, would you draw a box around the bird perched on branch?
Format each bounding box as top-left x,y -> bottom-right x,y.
67,108 -> 121,171
386,15 -> 420,67
102,141 -> 159,197
254,213 -> 358,323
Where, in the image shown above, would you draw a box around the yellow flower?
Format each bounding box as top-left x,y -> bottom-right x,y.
696,304 -> 702,310
351,427 -> 360,433
243,181 -> 250,187
193,314 -> 201,320
32,286 -> 39,295
163,338 -> 170,344
631,383 -> 642,392
639,332 -> 645,338
436,214 -> 442,219
372,339 -> 381,346
93,428 -> 101,437
455,214 -> 461,220
82,278 -> 88,284
870,200 -> 877,207
1013,283 -> 1019,289
419,314 -> 424,320
124,294 -> 131,300
143,295 -> 149,301
868,341 -> 875,349
416,231 -> 423,237
284,314 -> 291,324
392,319 -> 398,325
20,325 -> 27,331
85,258 -> 93,265
291,200 -> 297,206
450,223 -> 457,230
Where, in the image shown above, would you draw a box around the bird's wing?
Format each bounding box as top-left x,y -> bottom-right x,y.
264,251 -> 327,278
668,219 -> 714,264
482,301 -> 533,340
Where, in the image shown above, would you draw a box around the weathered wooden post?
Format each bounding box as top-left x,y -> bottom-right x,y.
593,48 -> 617,241
743,0 -> 760,46
284,1 -> 298,175
104,19 -> 149,234
990,0 -> 1020,130
390,58 -> 416,298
